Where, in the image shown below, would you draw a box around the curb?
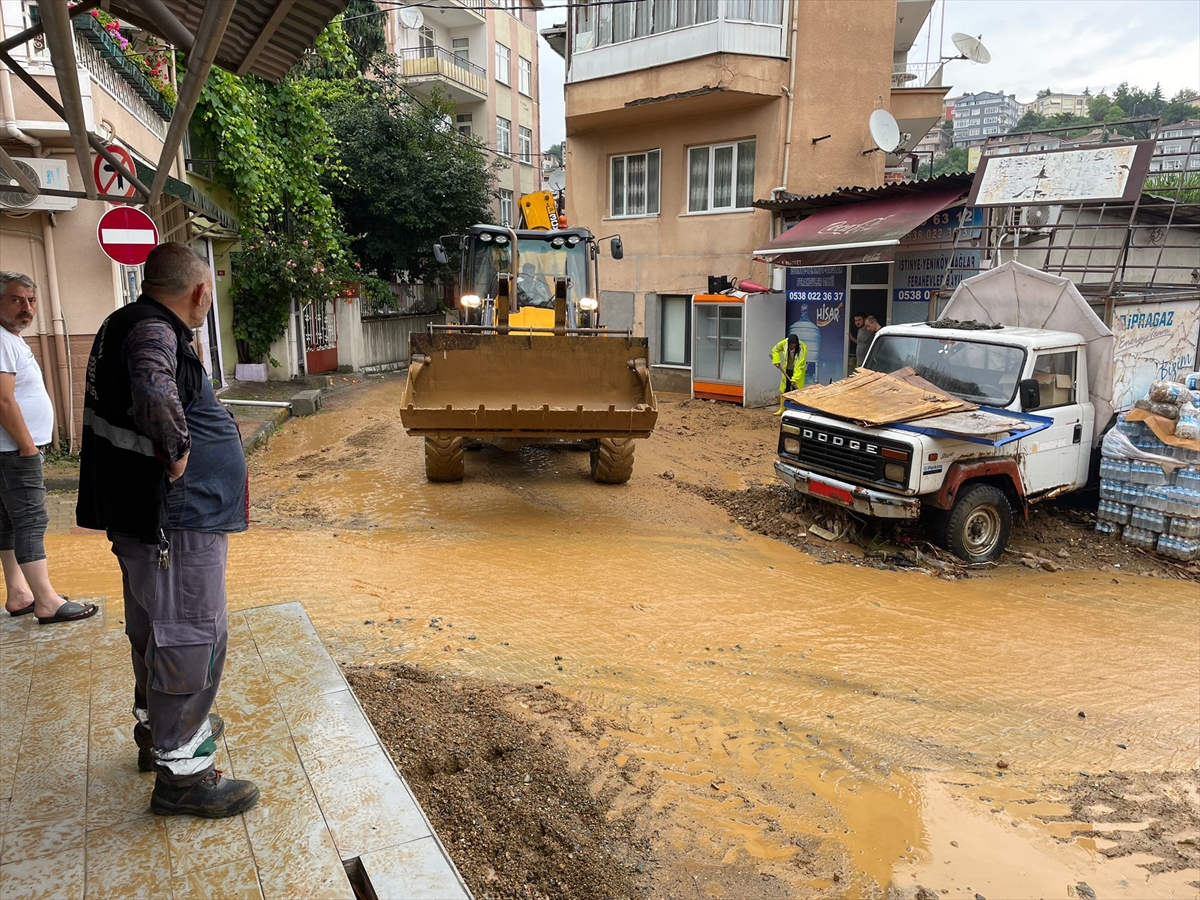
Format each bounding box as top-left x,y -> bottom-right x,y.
242,407 -> 291,454
46,476 -> 80,492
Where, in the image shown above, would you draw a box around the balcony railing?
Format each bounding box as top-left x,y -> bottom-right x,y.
396,46 -> 488,97
891,61 -> 944,89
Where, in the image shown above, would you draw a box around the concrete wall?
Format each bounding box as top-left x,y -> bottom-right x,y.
360,314 -> 446,369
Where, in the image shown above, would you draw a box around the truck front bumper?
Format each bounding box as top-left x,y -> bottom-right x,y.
774,460 -> 920,520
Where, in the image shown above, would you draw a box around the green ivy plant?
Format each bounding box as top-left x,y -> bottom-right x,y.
231,233 -> 343,365
193,17 -> 357,361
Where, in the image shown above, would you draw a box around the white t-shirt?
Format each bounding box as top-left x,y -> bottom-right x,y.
0,327 -> 54,450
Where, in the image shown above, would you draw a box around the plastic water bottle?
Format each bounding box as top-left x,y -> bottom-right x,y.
1096,520 -> 1119,535
789,307 -> 822,385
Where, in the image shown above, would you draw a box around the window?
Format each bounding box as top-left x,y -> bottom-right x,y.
660,295 -> 691,365
610,149 -> 661,217
518,57 -> 532,96
581,0 -> 720,48
495,42 -> 510,84
518,126 -> 533,164
452,37 -> 470,63
418,26 -> 435,58
498,189 -> 514,226
687,141 -> 755,212
496,117 -> 511,156
456,113 -> 472,138
1030,351 -> 1077,409
725,0 -> 784,23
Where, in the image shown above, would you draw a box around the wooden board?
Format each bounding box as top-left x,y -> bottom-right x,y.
785,367 -> 976,426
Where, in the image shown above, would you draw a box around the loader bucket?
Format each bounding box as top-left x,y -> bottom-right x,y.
400,331 -> 658,439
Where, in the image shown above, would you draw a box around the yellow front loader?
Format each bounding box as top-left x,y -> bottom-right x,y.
399,223 -> 657,483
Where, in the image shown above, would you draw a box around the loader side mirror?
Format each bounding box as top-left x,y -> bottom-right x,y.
610,237 -> 624,260
432,243 -> 449,266
1019,378 -> 1041,411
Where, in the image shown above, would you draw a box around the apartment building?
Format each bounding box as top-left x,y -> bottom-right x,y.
1024,91 -> 1090,119
1148,119 -> 1200,174
550,0 -> 946,386
0,0 -> 240,449
387,0 -> 542,225
950,91 -> 1021,147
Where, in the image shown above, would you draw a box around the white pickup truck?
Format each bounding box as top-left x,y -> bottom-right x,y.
773,262 -> 1117,562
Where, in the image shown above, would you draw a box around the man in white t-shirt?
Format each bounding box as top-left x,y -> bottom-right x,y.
0,272 -> 96,624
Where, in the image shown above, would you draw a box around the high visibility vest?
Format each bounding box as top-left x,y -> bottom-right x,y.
771,338 -> 806,392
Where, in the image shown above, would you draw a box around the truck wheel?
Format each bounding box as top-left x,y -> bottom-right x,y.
943,484 -> 1012,562
591,438 -> 634,484
424,436 -> 464,482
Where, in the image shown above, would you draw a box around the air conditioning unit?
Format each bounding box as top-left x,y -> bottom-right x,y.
0,158 -> 77,212
1018,204 -> 1061,231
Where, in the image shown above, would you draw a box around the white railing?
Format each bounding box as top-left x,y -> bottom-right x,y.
891,61 -> 943,88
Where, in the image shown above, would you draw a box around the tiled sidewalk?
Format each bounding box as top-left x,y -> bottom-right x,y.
0,600 -> 469,900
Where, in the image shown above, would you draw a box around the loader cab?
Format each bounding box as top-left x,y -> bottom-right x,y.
437,225 -> 604,331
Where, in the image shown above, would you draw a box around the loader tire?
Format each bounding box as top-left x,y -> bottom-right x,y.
590,438 -> 634,484
424,436 -> 465,482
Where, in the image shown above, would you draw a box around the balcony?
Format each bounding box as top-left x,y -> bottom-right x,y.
416,0 -> 485,29
396,46 -> 487,103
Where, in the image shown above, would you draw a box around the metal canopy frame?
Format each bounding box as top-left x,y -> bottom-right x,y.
0,0 -> 346,209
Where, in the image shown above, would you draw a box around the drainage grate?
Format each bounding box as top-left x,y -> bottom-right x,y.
344,857 -> 379,900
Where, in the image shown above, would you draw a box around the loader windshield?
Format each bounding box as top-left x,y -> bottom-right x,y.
864,335 -> 1026,406
466,236 -> 592,309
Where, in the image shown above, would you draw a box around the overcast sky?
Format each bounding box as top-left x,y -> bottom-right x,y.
537,0 -> 1200,150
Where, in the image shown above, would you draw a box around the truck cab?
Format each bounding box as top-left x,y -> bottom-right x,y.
775,323 -> 1095,561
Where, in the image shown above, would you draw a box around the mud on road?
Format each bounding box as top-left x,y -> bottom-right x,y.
237,376 -> 1199,899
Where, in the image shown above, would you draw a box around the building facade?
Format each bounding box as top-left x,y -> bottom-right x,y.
950,91 -> 1021,147
552,0 -> 947,388
387,0 -> 542,226
0,0 -> 238,450
1148,119 -> 1200,174
1024,92 -> 1090,119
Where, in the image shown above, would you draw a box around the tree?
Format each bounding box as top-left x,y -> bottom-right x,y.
916,146 -> 969,180
1088,92 -> 1112,121
342,0 -> 387,73
1011,110 -> 1048,133
545,141 -> 564,165
1037,87 -> 1052,99
318,82 -> 499,281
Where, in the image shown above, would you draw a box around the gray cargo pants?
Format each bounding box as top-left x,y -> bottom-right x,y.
111,530 -> 229,787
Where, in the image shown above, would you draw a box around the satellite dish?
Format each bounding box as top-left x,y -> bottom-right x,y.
950,32 -> 991,65
398,6 -> 424,29
868,109 -> 901,153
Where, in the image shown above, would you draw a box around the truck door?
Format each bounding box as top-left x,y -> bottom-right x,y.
1020,349 -> 1093,495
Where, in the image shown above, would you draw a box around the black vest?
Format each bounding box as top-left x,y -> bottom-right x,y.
76,296 -> 204,542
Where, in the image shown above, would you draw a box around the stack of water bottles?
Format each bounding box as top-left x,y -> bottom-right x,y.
1096,373 -> 1200,561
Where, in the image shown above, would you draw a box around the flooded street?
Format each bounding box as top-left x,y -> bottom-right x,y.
55,378 -> 1199,898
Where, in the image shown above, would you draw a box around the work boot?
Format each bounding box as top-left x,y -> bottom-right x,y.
136,714 -> 225,772
150,769 -> 260,819
773,396 -> 786,416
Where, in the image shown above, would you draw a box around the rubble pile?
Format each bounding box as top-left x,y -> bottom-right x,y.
1096,376 -> 1200,560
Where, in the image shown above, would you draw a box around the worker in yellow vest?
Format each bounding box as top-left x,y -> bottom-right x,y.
771,334 -> 806,416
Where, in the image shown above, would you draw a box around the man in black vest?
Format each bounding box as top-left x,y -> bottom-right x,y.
77,242 -> 258,819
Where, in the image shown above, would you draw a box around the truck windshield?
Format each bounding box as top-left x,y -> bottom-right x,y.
864,335 -> 1026,406
467,238 -> 591,309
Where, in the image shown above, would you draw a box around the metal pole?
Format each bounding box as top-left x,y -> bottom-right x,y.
37,0 -> 98,200
0,146 -> 38,194
0,0 -> 98,55
148,1 -> 235,206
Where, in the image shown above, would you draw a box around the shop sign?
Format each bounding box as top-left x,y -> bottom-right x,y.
785,267 -> 846,386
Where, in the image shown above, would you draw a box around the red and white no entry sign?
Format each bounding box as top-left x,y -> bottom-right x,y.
93,144 -> 137,199
97,206 -> 158,266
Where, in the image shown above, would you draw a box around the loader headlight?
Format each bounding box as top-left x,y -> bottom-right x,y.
579,297 -> 598,311
783,437 -> 801,456
884,462 -> 905,483
460,294 -> 481,308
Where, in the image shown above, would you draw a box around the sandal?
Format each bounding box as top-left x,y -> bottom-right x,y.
8,595 -> 69,617
36,600 -> 98,625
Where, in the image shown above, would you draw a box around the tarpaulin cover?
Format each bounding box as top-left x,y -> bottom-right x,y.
939,261 -> 1115,444
753,189 -> 966,267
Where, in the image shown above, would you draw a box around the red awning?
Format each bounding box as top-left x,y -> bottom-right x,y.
753,188 -> 967,267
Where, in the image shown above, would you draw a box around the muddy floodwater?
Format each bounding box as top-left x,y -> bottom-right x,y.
55,379 -> 1200,898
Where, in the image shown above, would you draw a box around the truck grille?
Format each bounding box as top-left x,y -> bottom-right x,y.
780,422 -> 912,486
